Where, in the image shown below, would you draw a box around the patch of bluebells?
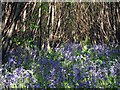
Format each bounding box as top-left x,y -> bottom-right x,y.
0,43 -> 120,88
0,66 -> 37,88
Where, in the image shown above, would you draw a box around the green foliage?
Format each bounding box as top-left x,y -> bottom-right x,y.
41,2 -> 48,13
45,50 -> 59,60
12,22 -> 36,49
80,36 -> 90,52
30,22 -> 39,30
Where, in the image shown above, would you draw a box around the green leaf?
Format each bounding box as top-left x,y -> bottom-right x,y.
17,42 -> 21,45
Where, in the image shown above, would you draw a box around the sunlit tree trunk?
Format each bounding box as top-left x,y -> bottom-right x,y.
23,8 -> 26,31
115,2 -> 120,44
53,3 -> 62,47
35,2 -> 43,51
45,3 -> 52,51
0,1 -> 2,65
2,2 -> 27,62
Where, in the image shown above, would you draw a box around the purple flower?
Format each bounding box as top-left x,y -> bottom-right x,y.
25,83 -> 31,88
23,73 -> 29,78
109,66 -> 116,76
78,82 -> 84,87
48,83 -> 56,88
73,65 -> 80,80
33,83 -> 40,88
84,81 -> 90,88
10,74 -> 17,83
85,66 -> 93,71
9,49 -> 14,54
9,58 -> 14,63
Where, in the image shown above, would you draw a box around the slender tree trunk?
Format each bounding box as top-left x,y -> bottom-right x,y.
2,3 -> 27,62
0,1 -> 2,65
36,2 -> 42,51
45,3 -> 52,51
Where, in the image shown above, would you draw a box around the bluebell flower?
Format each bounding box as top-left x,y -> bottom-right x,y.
48,83 -> 56,88
109,66 -> 116,76
4,81 -> 10,87
84,81 -> 90,88
25,83 -> 31,88
30,78 -> 36,83
23,73 -> 29,78
85,66 -> 94,71
73,64 -> 81,80
8,58 -> 14,63
78,82 -> 84,87
50,68 -> 55,75
33,83 -> 40,88
5,73 -> 11,80
10,75 -> 17,83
